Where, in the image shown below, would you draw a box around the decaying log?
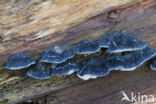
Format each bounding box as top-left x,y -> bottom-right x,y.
0,0 -> 156,104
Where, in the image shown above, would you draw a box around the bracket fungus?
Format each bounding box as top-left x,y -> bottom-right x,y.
150,61 -> 156,70
97,32 -> 147,53
77,47 -> 156,80
103,54 -> 125,71
74,39 -> 100,54
4,31 -> 156,81
121,47 -> 156,71
96,33 -> 111,48
5,53 -> 35,70
39,46 -> 75,64
52,61 -> 80,76
77,56 -> 110,80
27,63 -> 53,80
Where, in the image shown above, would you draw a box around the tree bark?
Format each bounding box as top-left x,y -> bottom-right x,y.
0,0 -> 156,104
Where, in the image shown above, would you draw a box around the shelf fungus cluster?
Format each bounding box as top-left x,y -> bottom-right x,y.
5,32 -> 156,80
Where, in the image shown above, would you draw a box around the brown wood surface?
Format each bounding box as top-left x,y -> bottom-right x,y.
0,0 -> 156,104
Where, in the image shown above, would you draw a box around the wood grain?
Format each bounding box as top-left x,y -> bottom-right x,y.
0,0 -> 133,64
0,0 -> 156,104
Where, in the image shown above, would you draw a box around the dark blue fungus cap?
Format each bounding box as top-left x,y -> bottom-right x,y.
74,39 -> 100,54
77,56 -> 110,80
103,55 -> 125,71
39,45 -> 75,64
150,61 -> 156,70
52,61 -> 80,76
96,33 -> 114,48
5,53 -> 35,70
107,32 -> 147,53
121,47 -> 156,71
27,63 -> 53,80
